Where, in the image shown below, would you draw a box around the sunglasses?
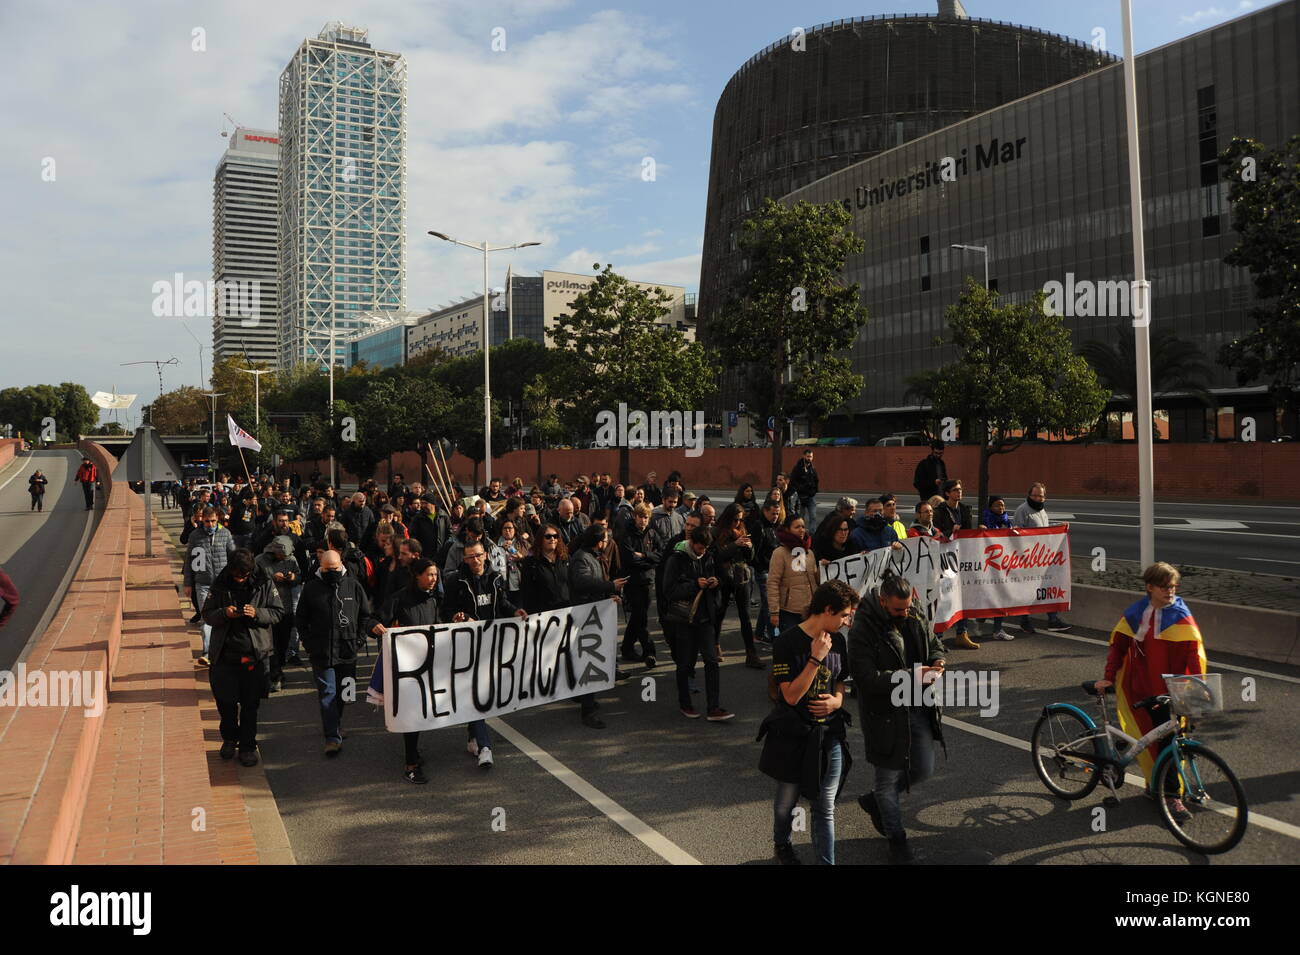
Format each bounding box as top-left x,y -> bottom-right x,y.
542,533 -> 559,539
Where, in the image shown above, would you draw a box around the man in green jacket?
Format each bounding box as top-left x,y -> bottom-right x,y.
847,574 -> 945,863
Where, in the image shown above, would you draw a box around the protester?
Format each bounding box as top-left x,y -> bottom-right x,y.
762,580 -> 859,865
491,516 -> 529,606
1012,483 -> 1071,633
662,526 -> 733,721
712,503 -> 761,669
202,549 -> 284,766
254,536 -> 301,691
640,471 -> 662,507
979,495 -> 1015,641
774,472 -> 800,521
655,511 -> 702,670
912,440 -> 948,501
767,512 -> 819,634
790,448 -> 819,527
879,493 -> 907,542
812,514 -> 855,565
849,575 -> 946,864
555,497 -> 590,549
816,495 -> 857,537
650,488 -> 685,543
931,481 -> 979,649
1094,562 -> 1206,821
387,559 -> 444,784
747,497 -> 782,645
734,483 -> 759,519
185,506 -> 237,667
295,549 -> 381,756
28,470 -> 48,512
908,501 -> 943,539
850,499 -> 904,553
617,503 -> 662,668
443,539 -> 528,765
75,456 -> 97,510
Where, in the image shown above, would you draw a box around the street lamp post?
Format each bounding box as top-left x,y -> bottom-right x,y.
950,243 -> 989,289
427,231 -> 541,487
294,322 -> 337,488
236,367 -> 271,430
202,392 -> 227,479
1122,0 -> 1156,568
181,322 -> 208,388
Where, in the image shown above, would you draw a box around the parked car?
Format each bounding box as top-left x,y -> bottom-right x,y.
874,432 -> 931,447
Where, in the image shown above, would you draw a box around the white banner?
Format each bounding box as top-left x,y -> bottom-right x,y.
820,527 -> 1070,631
382,600 -> 618,732
91,391 -> 136,410
227,414 -> 262,452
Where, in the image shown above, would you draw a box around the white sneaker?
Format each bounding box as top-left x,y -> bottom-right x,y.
466,739 -> 480,757
993,629 -> 1015,641
477,746 -> 493,769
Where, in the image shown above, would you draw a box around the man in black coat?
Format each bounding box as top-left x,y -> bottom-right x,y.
295,549 -> 382,755
912,440 -> 948,502
409,492 -> 450,564
662,526 -> 732,722
847,575 -> 946,864
617,505 -> 662,666
341,492 -> 377,553
201,549 -> 285,766
790,448 -> 819,528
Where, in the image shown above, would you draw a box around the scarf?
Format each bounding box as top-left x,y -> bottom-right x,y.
777,529 -> 812,552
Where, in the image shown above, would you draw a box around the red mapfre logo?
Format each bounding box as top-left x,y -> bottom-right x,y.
244,134 -> 279,143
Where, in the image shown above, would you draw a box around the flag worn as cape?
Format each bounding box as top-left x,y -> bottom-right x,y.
1104,594 -> 1207,782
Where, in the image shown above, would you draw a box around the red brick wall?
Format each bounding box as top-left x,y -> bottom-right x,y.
291,443 -> 1300,502
0,438 -> 18,471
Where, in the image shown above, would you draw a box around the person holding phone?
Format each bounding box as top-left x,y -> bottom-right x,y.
764,580 -> 860,865
847,574 -> 947,864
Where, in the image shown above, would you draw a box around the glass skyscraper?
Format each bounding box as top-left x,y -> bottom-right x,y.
277,22 -> 407,371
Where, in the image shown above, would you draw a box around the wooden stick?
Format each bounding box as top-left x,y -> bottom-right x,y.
432,440 -> 458,506
424,442 -> 454,513
422,453 -> 452,514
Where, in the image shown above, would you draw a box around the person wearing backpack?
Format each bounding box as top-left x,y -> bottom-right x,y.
759,580 -> 859,865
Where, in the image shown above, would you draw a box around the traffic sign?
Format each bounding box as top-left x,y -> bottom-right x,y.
767,415 -> 776,430
738,401 -> 746,413
727,411 -> 738,428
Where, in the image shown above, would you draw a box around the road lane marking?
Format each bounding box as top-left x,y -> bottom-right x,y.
0,453 -> 34,493
1042,631 -> 1300,685
1242,558 -> 1300,566
944,715 -> 1300,843
488,716 -> 702,865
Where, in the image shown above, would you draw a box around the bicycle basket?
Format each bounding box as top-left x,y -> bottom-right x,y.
1163,674 -> 1222,718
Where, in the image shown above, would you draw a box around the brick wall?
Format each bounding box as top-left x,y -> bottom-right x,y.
0,438 -> 18,471
293,443 -> 1300,503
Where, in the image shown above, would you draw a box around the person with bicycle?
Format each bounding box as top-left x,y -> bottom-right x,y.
1094,562 -> 1206,822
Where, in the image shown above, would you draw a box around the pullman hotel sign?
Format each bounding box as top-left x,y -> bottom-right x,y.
837,136 -> 1028,212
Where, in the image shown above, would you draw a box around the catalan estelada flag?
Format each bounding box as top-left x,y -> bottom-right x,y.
1104,595 -> 1207,783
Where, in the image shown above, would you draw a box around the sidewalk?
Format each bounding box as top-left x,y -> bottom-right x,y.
1072,556 -> 1299,615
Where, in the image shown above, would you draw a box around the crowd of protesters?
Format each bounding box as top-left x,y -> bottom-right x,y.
177,445 -> 1088,864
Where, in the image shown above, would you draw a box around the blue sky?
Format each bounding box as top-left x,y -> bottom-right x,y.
0,0 -> 1272,422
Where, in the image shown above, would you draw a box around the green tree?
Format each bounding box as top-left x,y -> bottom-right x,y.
0,385 -> 59,438
144,385 -> 208,434
908,279 -> 1110,508
54,383 -> 98,439
97,421 -> 128,436
440,387 -> 510,490
547,264 -> 720,482
1217,135 -> 1300,416
1080,327 -> 1213,435
710,198 -> 868,481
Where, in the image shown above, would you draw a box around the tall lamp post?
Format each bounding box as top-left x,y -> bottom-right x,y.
950,243 -> 989,289
295,322 -> 337,489
202,392 -> 227,479
181,322 -> 208,389
236,366 -> 271,430
1121,0 -> 1156,567
427,231 -> 541,487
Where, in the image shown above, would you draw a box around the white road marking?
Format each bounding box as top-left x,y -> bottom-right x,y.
1043,631 -> 1300,685
488,716 -> 702,865
0,452 -> 34,493
1241,558 -> 1300,566
944,715 -> 1300,843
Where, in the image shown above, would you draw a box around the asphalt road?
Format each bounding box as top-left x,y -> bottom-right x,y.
254,613 -> 1300,865
696,491 -> 1300,578
0,450 -> 95,670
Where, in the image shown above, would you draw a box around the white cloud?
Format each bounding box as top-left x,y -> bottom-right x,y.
1179,1 -> 1256,25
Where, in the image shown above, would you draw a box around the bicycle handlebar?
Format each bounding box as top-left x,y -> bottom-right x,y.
1080,680 -> 1114,696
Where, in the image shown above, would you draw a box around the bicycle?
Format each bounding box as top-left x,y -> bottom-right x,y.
1030,674 -> 1247,854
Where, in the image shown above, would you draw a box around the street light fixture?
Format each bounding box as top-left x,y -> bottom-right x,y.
201,392 -> 227,479
236,366 -> 272,431
950,243 -> 989,289
180,322 -> 208,388
427,230 -> 541,487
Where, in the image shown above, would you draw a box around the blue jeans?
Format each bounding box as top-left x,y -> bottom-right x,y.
773,738 -> 844,864
313,663 -> 357,743
467,719 -> 491,750
872,708 -> 937,838
195,583 -> 212,656
801,496 -> 817,529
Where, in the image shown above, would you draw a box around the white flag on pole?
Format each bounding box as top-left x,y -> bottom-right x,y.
227,414 -> 262,452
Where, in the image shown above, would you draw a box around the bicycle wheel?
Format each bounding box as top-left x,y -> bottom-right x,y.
1031,708 -> 1102,800
1156,743 -> 1248,855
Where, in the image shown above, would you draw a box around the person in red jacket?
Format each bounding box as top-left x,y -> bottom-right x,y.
75,457 -> 98,510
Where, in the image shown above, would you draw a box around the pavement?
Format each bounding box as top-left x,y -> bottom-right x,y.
0,449 -> 97,670
140,502 -> 1300,866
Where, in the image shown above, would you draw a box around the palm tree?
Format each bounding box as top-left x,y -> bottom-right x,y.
1080,328 -> 1213,436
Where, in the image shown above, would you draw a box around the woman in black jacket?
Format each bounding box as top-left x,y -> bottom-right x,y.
387,559 -> 442,784
565,524 -> 627,729
28,471 -> 48,512
712,503 -> 760,669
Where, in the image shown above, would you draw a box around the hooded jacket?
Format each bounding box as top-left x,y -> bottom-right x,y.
254,537 -> 301,607
389,585 -> 442,627
569,546 -> 617,603
847,589 -> 946,771
442,564 -> 519,623
201,565 -> 285,666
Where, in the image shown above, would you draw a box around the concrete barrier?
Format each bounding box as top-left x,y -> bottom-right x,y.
0,440 -> 127,864
1071,583 -> 1299,666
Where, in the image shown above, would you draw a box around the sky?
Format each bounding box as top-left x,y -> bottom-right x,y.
0,0 -> 1273,424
